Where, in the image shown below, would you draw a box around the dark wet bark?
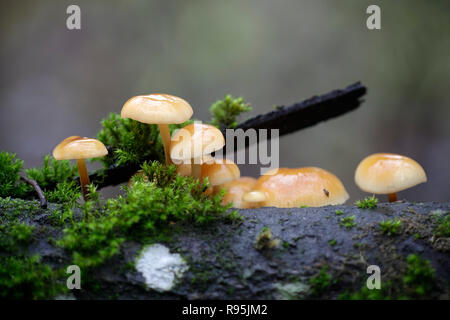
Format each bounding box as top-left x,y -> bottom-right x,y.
14,200 -> 449,300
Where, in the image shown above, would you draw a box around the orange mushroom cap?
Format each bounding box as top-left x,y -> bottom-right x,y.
200,158 -> 240,186
121,94 -> 193,124
219,177 -> 260,209
53,136 -> 108,160
354,153 -> 427,194
170,123 -> 225,162
245,167 -> 349,208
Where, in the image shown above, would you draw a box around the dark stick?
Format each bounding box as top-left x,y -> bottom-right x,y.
82,82 -> 367,190
21,176 -> 48,208
221,82 -> 366,152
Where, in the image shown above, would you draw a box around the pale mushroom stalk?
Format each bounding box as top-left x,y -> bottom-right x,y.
388,193 -> 398,202
76,159 -> 90,200
158,124 -> 172,165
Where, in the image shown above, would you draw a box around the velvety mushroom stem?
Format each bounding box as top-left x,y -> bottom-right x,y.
158,124 -> 172,165
77,159 -> 90,200
243,191 -> 267,203
388,193 -> 398,202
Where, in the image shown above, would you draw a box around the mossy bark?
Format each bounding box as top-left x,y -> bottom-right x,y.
1,200 -> 449,299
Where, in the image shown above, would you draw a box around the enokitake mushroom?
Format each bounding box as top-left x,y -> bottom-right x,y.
219,177 -> 260,209
121,94 -> 193,165
354,153 -> 427,202
170,123 -> 225,178
243,167 -> 349,208
53,136 -> 108,200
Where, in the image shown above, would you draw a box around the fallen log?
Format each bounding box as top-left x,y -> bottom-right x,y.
10,200 -> 449,300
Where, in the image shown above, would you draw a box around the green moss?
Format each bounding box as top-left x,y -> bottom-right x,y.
96,113 -> 193,168
45,181 -> 81,208
309,266 -> 333,296
0,221 -> 34,252
25,154 -> 77,191
328,239 -> 337,246
0,151 -> 29,198
339,215 -> 356,229
96,113 -> 165,167
339,284 -> 392,300
0,255 -> 66,299
379,219 -> 402,236
431,212 -> 450,238
254,226 -> 280,250
334,209 -> 344,216
210,94 -> 251,129
57,161 -> 236,269
340,254 -> 438,300
403,254 -> 435,297
355,196 -> 378,209
0,197 -> 41,219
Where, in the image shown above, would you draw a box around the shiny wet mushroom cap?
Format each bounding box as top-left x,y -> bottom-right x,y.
121,94 -> 193,165
354,153 -> 427,202
170,123 -> 225,178
244,167 -> 349,208
53,136 -> 108,200
219,177 -> 260,209
201,158 -> 240,186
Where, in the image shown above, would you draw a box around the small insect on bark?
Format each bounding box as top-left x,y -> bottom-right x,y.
323,189 -> 329,197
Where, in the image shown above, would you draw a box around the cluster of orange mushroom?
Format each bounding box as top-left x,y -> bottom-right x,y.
51,93 -> 427,207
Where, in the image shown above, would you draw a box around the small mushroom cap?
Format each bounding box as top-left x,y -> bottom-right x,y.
170,123 -> 225,161
251,167 -> 349,208
355,153 -> 427,194
201,158 -> 240,186
53,136 -> 108,160
121,94 -> 193,124
218,177 -> 260,209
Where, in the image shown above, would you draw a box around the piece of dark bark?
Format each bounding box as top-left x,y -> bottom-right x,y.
20,176 -> 47,208
222,82 -> 366,152
10,200 -> 449,299
79,82 -> 366,189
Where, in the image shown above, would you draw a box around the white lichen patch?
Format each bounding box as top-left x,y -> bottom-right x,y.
135,243 -> 189,292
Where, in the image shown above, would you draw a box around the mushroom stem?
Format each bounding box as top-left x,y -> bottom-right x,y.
243,191 -> 267,203
388,193 -> 398,203
77,159 -> 90,200
191,157 -> 202,179
158,124 -> 172,165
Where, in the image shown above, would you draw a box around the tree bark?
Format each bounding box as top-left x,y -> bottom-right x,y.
16,200 -> 449,300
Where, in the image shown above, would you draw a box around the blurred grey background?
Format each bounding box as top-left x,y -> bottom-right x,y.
1,0 -> 449,202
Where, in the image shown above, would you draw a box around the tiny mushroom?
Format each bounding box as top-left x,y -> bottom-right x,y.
219,176 -> 260,209
121,93 -> 193,165
354,153 -> 427,202
170,123 -> 225,178
53,136 -> 108,200
243,167 -> 349,208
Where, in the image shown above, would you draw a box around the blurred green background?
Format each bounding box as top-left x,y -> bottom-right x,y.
1,0 -> 449,202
